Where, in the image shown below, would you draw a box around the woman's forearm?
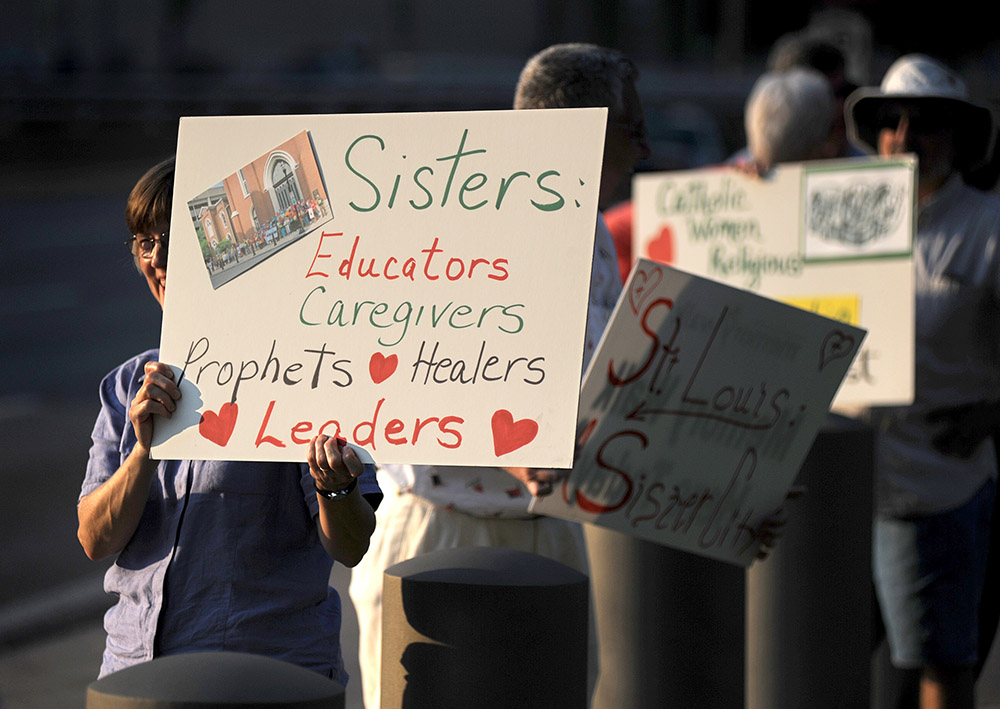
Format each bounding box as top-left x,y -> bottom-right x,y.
77,445 -> 157,561
316,486 -> 377,567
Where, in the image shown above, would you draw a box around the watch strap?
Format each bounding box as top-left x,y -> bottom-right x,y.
314,477 -> 358,500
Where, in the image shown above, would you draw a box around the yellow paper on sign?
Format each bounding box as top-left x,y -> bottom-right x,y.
780,294 -> 861,326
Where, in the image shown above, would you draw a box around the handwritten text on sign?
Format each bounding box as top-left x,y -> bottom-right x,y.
153,110 -> 608,466
531,260 -> 865,565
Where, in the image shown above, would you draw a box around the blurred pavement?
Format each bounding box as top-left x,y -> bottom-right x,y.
0,565 -> 363,708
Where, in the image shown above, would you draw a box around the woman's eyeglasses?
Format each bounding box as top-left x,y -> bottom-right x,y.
125,233 -> 169,259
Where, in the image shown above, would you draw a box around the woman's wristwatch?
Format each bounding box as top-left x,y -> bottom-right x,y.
314,478 -> 358,500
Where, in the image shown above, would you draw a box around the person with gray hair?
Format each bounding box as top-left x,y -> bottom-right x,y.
743,67 -> 835,173
515,42 -> 649,209
513,42 -> 634,109
347,42 -> 650,708
727,34 -> 863,170
767,33 -> 862,161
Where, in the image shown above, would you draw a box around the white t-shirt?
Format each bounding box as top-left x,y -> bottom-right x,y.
874,176 -> 1000,516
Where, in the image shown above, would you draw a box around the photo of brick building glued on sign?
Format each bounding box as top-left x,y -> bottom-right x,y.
186,130 -> 332,289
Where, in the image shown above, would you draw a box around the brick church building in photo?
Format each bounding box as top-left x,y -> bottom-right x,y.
216,130 -> 329,246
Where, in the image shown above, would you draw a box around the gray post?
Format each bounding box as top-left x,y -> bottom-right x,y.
586,526 -> 745,709
86,651 -> 344,708
746,415 -> 874,708
380,546 -> 589,708
587,416 -> 872,708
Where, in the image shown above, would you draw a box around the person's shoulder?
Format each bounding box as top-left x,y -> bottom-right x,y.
946,175 -> 998,204
101,348 -> 160,393
727,146 -> 752,165
957,182 -> 1000,230
977,187 -> 1000,213
602,201 -> 633,234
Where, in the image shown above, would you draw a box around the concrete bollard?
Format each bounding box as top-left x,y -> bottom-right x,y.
585,527 -> 745,709
586,416 -> 872,708
85,651 -> 345,708
380,546 -> 589,708
746,416 -> 874,708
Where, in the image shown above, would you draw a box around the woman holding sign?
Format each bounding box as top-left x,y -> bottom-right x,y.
77,157 -> 381,684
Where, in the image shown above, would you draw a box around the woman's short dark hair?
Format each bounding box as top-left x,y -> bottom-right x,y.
125,157 -> 175,236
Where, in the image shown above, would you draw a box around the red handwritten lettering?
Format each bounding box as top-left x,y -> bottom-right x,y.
573,430 -> 646,513
306,232 -> 343,278
608,298 -> 674,386
309,233 -> 508,283
254,400 -> 286,448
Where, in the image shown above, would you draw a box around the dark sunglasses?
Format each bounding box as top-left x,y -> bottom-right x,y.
877,105 -> 952,134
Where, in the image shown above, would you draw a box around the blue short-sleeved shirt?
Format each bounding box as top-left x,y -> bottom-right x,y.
81,349 -> 381,681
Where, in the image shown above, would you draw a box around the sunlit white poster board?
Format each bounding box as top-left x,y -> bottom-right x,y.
532,259 -> 866,565
152,109 -> 607,466
632,157 -> 915,408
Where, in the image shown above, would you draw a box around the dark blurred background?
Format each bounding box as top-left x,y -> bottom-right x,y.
2,0 -> 1000,704
4,0 -> 1000,184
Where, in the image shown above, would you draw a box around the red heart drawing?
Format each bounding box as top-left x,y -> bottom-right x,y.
628,266 -> 663,315
199,402 -> 239,447
491,409 -> 539,457
647,225 -> 674,264
369,352 -> 398,384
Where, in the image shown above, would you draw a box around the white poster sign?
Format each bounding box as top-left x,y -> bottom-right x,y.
152,109 -> 607,466
633,157 -> 915,407
531,260 -> 866,565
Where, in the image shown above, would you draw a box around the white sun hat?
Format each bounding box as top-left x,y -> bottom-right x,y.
845,53 -> 995,168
